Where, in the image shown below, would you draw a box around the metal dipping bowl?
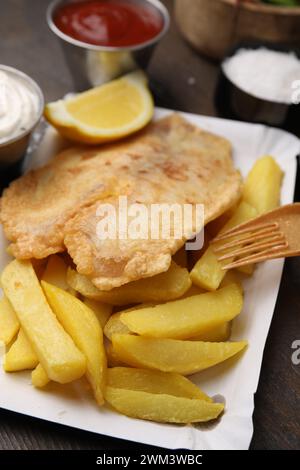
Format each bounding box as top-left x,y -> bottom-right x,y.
215,42 -> 300,137
0,65 -> 44,169
47,0 -> 170,90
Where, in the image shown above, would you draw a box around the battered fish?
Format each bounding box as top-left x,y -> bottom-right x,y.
0,114 -> 241,289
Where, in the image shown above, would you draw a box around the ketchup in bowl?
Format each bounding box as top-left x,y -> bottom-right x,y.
53,0 -> 165,48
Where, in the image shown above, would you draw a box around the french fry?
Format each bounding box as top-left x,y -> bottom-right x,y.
243,156 -> 283,215
189,322 -> 231,342
180,284 -> 206,298
4,329 -> 38,372
0,296 -> 20,345
238,156 -> 283,275
67,261 -> 192,306
41,255 -> 69,290
106,342 -> 126,368
42,281 -> 106,405
237,264 -> 255,275
120,284 -> 243,340
67,268 -> 105,299
190,245 -> 224,291
104,312 -> 131,341
112,334 -> 248,375
220,270 -> 243,294
218,201 -> 257,233
191,155 -> 283,290
108,367 -> 212,401
83,298 -> 112,329
190,202 -> 257,290
188,230 -> 211,271
104,302 -> 159,341
32,364 -> 50,388
104,288 -> 234,343
105,387 -> 224,424
1,260 -> 86,384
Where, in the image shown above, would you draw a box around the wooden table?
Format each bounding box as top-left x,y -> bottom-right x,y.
0,0 -> 299,451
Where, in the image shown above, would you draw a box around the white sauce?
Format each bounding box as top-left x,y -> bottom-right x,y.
0,70 -> 40,144
222,48 -> 300,104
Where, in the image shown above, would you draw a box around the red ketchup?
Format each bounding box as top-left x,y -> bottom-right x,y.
53,0 -> 164,47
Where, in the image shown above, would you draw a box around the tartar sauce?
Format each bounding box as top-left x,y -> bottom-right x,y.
0,70 -> 40,144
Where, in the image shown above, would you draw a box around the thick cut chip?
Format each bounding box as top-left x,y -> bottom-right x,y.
107,367 -> 211,401
120,284 -> 243,339
104,304 -> 157,341
42,281 -> 106,405
0,296 -> 20,345
105,387 -> 224,423
1,260 -> 86,384
237,156 -> 283,275
42,255 -> 69,290
238,264 -> 255,275
32,364 -> 50,388
67,262 -> 192,305
112,334 -> 247,375
42,254 -> 78,295
220,270 -> 243,293
243,156 -> 283,215
1,115 -> 241,290
188,229 -> 212,271
180,284 -> 206,298
4,329 -> 38,372
67,268 -> 110,299
104,312 -> 131,341
189,322 -> 231,342
190,245 -> 225,291
106,342 -> 127,368
190,202 -> 257,290
83,298 -> 112,329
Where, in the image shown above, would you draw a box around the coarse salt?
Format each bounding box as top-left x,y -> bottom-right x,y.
222,48 -> 300,104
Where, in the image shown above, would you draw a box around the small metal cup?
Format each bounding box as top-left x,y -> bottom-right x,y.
47,0 -> 170,90
0,65 -> 44,168
215,41 -> 300,137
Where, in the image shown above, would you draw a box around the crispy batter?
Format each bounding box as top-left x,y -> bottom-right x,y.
0,148 -> 117,259
0,114 -> 241,289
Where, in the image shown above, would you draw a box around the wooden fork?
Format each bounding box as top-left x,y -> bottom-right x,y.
211,203 -> 300,270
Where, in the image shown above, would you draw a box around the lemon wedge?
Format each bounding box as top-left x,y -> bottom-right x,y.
44,71 -> 154,144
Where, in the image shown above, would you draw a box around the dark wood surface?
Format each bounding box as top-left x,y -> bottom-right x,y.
0,0 -> 299,451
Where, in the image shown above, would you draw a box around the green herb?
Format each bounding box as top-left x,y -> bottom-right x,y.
262,0 -> 300,6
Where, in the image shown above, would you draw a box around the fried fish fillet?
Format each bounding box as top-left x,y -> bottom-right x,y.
0,114 -> 241,289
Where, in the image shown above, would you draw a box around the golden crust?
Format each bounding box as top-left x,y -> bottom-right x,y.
0,114 -> 241,289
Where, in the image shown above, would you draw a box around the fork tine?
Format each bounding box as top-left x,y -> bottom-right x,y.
212,222 -> 279,243
217,236 -> 287,261
213,230 -> 284,253
222,242 -> 289,269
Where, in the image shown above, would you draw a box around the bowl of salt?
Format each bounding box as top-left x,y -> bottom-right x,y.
215,43 -> 300,136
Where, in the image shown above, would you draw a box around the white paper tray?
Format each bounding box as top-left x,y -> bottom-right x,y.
0,108 -> 299,450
